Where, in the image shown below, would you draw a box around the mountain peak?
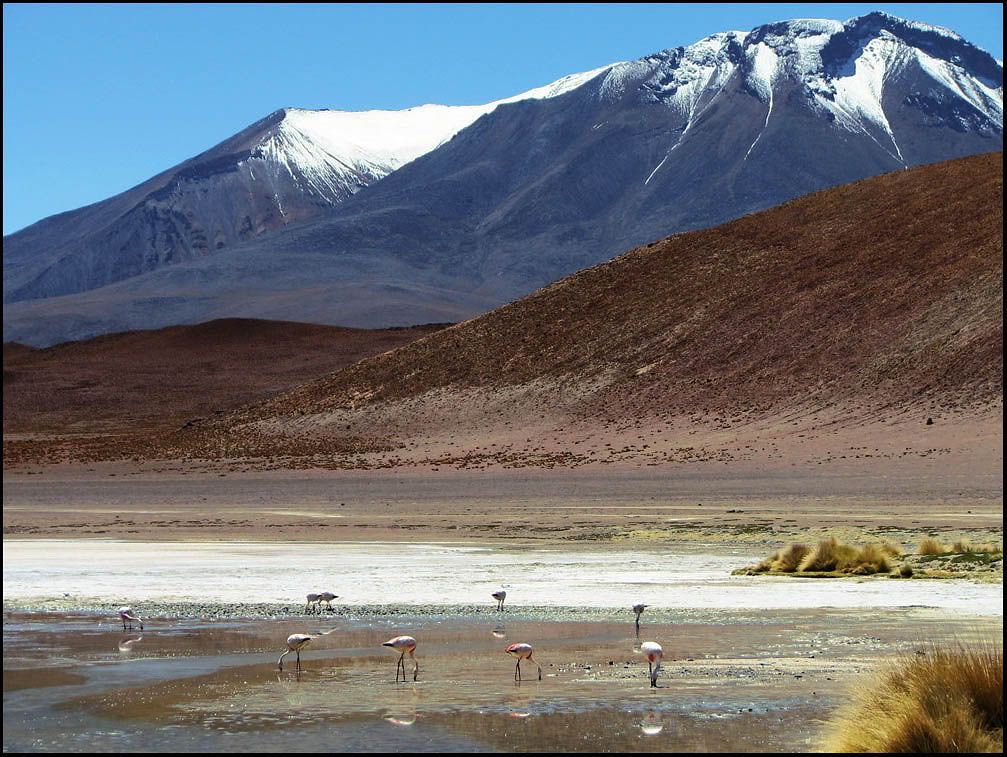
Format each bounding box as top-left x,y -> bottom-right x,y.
5,14 -> 1002,346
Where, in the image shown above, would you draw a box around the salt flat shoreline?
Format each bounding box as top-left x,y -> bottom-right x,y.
2,600 -> 1003,625
5,539 -> 1002,620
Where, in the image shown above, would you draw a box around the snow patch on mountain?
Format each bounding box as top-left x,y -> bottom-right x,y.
623,13 -> 1001,178
915,52 -> 1003,126
245,64 -> 617,205
743,43 -> 780,161
818,35 -> 910,162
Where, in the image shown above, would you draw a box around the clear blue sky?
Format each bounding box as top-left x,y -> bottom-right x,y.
3,3 -> 1003,235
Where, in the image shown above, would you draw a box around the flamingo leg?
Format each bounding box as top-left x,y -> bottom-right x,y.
516,658 -> 522,681
396,652 -> 405,682
530,654 -> 542,681
296,650 -> 302,671
648,661 -> 653,687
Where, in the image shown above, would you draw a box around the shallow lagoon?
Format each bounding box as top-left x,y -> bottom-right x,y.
3,540 -> 1002,751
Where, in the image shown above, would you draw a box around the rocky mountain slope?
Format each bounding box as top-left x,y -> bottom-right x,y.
3,68 -> 611,304
182,153 -> 1002,465
4,13 -> 1002,347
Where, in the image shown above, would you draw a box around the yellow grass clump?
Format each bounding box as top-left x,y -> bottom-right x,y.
798,537 -> 891,575
919,538 -> 947,556
880,540 -> 904,558
952,540 -> 1003,555
920,538 -> 1003,556
772,543 -> 811,572
741,537 -> 903,576
827,642 -> 1004,753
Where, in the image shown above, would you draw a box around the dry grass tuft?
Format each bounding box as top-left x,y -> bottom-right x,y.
919,538 -> 947,556
854,543 -> 892,575
952,540 -> 1003,555
742,537 -> 903,576
799,537 -> 854,572
919,539 -> 1003,557
772,543 -> 810,572
798,537 -> 890,574
880,540 -> 904,558
827,641 -> 1004,753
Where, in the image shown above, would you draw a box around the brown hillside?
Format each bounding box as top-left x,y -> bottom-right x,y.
2,319 -> 445,436
199,152 -> 1001,455
6,155 -> 1000,470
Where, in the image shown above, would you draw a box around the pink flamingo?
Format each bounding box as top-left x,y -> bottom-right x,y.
318,591 -> 338,611
117,606 -> 143,631
640,641 -> 663,687
383,635 -> 418,682
278,633 -> 313,671
505,642 -> 542,681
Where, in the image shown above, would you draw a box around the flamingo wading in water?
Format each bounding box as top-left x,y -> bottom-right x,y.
633,603 -> 648,632
318,591 -> 338,611
505,642 -> 542,681
640,641 -> 663,688
492,590 -> 507,611
383,636 -> 418,682
278,633 -> 313,671
305,593 -> 321,614
117,606 -> 143,631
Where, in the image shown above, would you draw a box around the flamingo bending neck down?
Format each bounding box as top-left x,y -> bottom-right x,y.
640,641 -> 663,688
318,591 -> 338,611
633,603 -> 648,632
492,590 -> 507,611
305,594 -> 321,614
278,633 -> 313,671
505,642 -> 542,681
383,636 -> 418,682
118,606 -> 143,631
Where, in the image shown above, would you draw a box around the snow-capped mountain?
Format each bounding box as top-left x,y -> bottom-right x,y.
3,65 -> 613,304
251,65 -> 616,205
4,12 -> 1003,346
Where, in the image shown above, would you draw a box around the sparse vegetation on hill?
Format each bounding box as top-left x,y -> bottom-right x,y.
184,152 -> 1003,467
3,154 -> 1002,469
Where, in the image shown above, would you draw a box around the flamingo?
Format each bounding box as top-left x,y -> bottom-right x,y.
383,636 -> 418,682
318,591 -> 338,611
640,641 -> 663,687
505,642 -> 542,681
492,590 -> 507,611
117,635 -> 143,653
278,633 -> 313,671
305,593 -> 321,614
117,606 -> 143,631
633,603 -> 648,632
